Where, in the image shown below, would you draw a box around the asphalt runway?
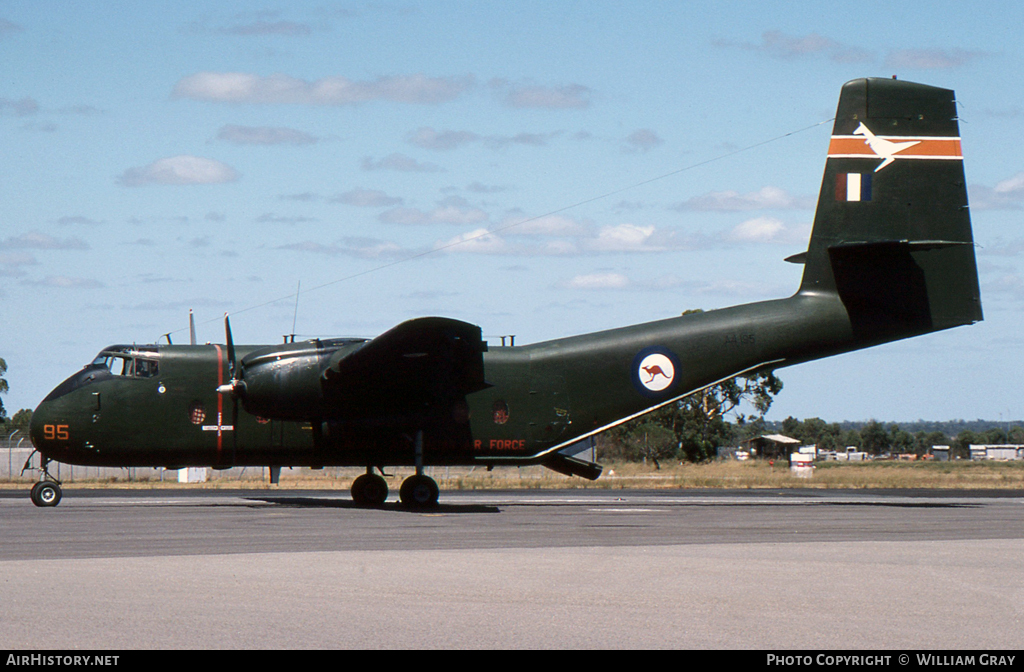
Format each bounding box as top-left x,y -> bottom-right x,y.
2,487 -> 1023,649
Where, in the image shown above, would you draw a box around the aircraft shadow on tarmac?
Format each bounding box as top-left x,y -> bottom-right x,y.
245,495 -> 500,514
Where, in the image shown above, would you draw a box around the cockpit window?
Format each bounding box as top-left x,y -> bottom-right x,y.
89,353 -> 159,378
92,355 -> 132,376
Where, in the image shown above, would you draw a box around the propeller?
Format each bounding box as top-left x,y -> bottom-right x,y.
215,313 -> 241,466
216,313 -> 245,396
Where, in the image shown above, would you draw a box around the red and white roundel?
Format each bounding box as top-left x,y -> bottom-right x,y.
637,353 -> 675,392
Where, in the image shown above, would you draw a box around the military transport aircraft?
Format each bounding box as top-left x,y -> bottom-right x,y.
26,78 -> 981,507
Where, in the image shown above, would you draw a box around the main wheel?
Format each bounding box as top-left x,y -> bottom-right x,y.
400,475 -> 439,508
30,481 -> 62,508
351,474 -> 388,506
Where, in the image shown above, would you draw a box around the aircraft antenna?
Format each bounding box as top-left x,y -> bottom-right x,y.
287,281 -> 301,344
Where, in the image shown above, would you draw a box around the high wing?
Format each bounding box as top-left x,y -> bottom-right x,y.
321,317 -> 490,417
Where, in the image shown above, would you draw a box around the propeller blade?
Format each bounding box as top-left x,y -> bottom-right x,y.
189,309 -> 197,346
224,313 -> 236,380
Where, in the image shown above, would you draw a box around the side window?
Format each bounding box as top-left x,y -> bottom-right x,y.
135,359 -> 159,378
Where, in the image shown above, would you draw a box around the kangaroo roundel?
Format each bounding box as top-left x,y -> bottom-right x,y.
634,349 -> 677,394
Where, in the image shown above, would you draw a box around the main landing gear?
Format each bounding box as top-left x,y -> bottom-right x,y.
349,468 -> 440,508
351,468 -> 389,507
350,432 -> 440,508
399,474 -> 439,507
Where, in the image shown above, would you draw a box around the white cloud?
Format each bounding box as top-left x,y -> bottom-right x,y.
407,127 -> 565,152
719,30 -> 874,64
173,72 -> 473,105
118,156 -> 240,187
278,238 -> 406,259
675,186 -> 812,211
499,214 -> 590,237
0,251 -> 37,277
0,96 -> 38,116
968,174 -> 1024,210
727,217 -> 809,244
0,19 -> 22,37
995,173 -> 1024,196
216,125 -> 318,145
434,229 -> 509,255
561,273 -> 631,290
584,224 -> 659,252
623,129 -> 663,153
23,275 -> 104,289
407,127 -> 480,151
885,48 -> 987,70
361,153 -> 444,172
255,213 -> 317,224
0,231 -> 89,250
332,189 -> 403,207
221,20 -> 312,37
55,215 -> 101,226
379,205 -> 487,226
504,83 -> 591,109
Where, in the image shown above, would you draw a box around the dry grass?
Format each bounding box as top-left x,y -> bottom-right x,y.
4,459 -> 1024,491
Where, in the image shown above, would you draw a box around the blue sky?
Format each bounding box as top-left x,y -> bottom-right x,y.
2,1 -> 1023,423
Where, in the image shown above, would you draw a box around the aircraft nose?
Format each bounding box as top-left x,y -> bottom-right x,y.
29,396 -> 76,463
29,399 -> 51,448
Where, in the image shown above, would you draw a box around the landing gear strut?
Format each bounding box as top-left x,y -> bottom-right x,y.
24,453 -> 63,508
398,431 -> 439,508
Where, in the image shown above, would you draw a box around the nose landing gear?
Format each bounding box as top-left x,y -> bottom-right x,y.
22,452 -> 63,507
30,480 -> 62,507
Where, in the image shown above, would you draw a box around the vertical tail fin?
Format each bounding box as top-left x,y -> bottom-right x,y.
799,78 -> 982,342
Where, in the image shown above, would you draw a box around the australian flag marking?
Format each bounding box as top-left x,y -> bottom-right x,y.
836,172 -> 871,202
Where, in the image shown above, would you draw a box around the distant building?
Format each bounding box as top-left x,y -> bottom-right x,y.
969,445 -> 1024,461
740,434 -> 801,460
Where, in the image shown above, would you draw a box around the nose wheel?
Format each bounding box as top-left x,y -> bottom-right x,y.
23,453 -> 63,507
30,480 -> 63,507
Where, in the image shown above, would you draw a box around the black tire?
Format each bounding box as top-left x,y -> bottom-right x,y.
351,474 -> 388,506
400,475 -> 439,508
30,481 -> 62,508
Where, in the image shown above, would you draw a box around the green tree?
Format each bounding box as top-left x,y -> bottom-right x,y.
605,311 -> 784,463
859,420 -> 890,455
952,430 -> 978,460
7,409 -> 32,437
609,370 -> 783,463
603,419 -> 679,469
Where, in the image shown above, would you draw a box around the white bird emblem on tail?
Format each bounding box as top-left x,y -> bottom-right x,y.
853,122 -> 920,172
